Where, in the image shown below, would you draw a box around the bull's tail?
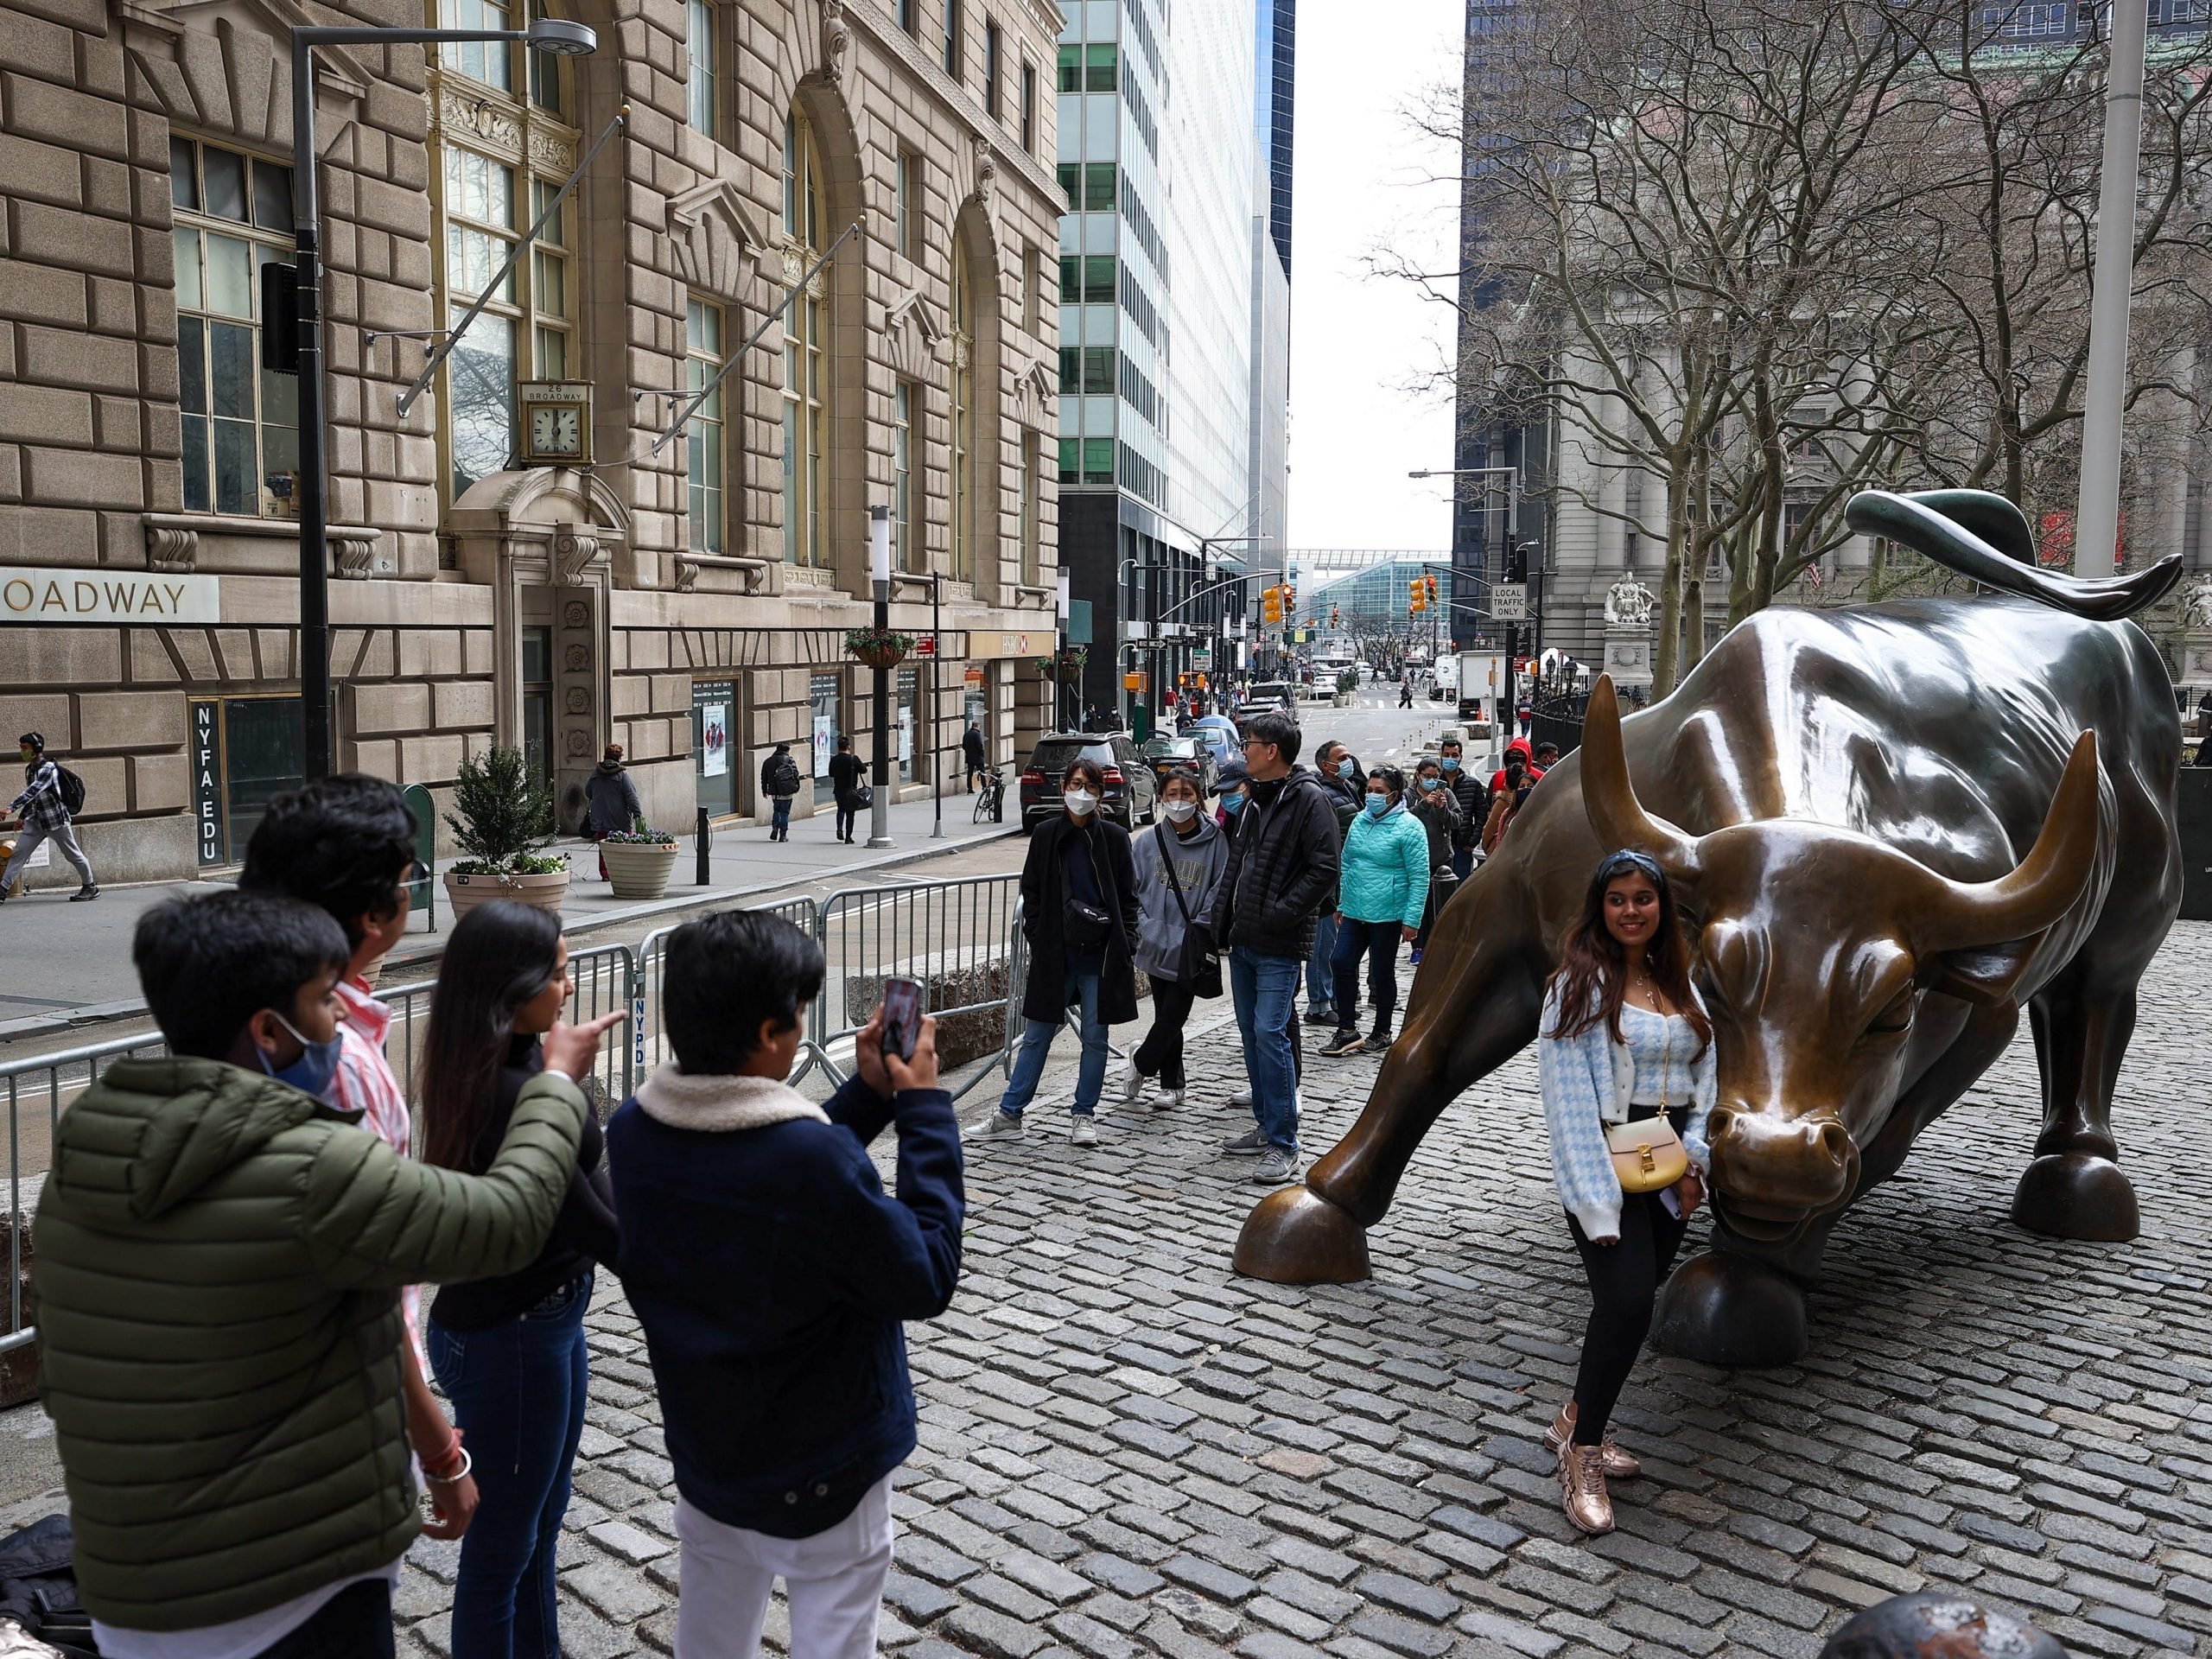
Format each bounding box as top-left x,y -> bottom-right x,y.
1844,488 -> 2182,621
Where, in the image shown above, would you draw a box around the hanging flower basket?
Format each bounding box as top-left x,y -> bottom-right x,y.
1032,645 -> 1089,679
845,626 -> 914,671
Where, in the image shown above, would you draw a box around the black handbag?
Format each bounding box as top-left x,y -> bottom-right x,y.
1155,823 -> 1224,997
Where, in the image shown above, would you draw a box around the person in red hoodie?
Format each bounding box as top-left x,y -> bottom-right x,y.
1483,740 -> 1543,856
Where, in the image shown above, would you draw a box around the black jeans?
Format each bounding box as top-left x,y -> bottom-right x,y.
1566,1106 -> 1691,1444
1330,917 -> 1402,1036
256,1579 -> 394,1659
1133,976 -> 1198,1089
836,800 -> 858,839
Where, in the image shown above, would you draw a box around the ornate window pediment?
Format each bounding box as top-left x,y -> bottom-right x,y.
1013,359 -> 1058,430
666,180 -> 770,300
124,0 -> 373,149
882,288 -> 948,381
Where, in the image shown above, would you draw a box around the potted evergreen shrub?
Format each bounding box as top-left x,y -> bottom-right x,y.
599,822 -> 680,900
442,746 -> 569,917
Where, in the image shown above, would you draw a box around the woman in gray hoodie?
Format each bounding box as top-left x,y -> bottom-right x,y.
1119,766 -> 1230,1109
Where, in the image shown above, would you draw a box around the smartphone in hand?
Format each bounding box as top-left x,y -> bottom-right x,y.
880,976 -> 923,1064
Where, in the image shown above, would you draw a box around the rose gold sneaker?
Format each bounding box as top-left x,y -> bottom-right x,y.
1557,1440 -> 1615,1536
1543,1402 -> 1641,1479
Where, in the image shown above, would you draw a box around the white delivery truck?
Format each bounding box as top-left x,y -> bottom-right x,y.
1459,650 -> 1508,729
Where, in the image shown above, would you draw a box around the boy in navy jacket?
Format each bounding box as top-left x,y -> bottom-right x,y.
607,911 -> 963,1658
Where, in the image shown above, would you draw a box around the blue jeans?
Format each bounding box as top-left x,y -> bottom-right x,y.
428,1273 -> 594,1659
997,963 -> 1109,1118
1230,946 -> 1300,1153
771,797 -> 792,836
1306,911 -> 1339,1014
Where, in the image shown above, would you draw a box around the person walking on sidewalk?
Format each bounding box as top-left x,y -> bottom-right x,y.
1120,766 -> 1230,1111
1320,767 -> 1427,1058
963,721 -> 987,792
585,745 -> 643,881
1407,758 -> 1462,965
1,732 -> 96,901
828,736 -> 868,844
239,776 -> 474,1544
1207,710 -> 1339,1186
1303,741 -> 1363,1032
608,912 -> 963,1659
981,758 -> 1138,1146
421,903 -> 623,1658
1537,849 -> 1713,1537
760,743 -> 801,842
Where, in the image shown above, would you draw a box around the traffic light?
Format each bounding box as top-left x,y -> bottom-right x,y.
1283,582 -> 1297,619
1425,574 -> 1439,608
1408,578 -> 1426,615
1330,604 -> 1340,628
1262,584 -> 1283,625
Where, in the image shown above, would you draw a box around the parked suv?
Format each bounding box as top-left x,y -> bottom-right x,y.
1019,733 -> 1160,830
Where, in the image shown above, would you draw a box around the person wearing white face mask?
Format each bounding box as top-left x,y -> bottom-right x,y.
1319,767 -> 1427,1058
1120,767 -> 1231,1109
980,759 -> 1139,1145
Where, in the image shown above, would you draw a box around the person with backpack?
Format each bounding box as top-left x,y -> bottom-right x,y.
760,743 -> 802,842
1,732 -> 96,901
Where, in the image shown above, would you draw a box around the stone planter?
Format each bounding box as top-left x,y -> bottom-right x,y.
444,868 -> 570,918
601,840 -> 679,900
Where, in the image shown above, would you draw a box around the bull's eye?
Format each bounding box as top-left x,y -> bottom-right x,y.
1866,993 -> 1913,1036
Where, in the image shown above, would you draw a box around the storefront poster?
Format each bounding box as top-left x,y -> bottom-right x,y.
699,702 -> 728,777
812,714 -> 836,780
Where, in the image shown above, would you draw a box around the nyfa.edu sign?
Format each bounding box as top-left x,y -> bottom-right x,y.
0,567 -> 220,625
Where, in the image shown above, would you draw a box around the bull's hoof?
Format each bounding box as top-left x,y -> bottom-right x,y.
1232,1185 -> 1372,1284
1652,1249 -> 1808,1368
2011,1154 -> 2139,1243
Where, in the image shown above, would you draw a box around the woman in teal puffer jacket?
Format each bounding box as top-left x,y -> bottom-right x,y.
1320,766 -> 1430,1057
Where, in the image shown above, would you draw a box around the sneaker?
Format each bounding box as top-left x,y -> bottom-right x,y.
71,885 -> 99,901
1409,948 -> 1423,966
1366,1029 -> 1393,1054
1302,1006 -> 1338,1027
1071,1116 -> 1099,1147
1117,1065 -> 1147,1104
1252,1147 -> 1303,1184
1319,1029 -> 1364,1058
1228,1089 -> 1255,1111
1221,1128 -> 1267,1155
1152,1085 -> 1184,1109
973,1110 -> 1025,1138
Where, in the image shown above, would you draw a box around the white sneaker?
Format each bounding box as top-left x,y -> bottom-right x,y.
974,1110 -> 1025,1137
1117,1065 -> 1147,1104
1229,1089 -> 1255,1110
1071,1116 -> 1099,1146
1152,1085 -> 1184,1109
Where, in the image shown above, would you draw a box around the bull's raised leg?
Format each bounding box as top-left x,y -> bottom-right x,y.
2014,982 -> 2140,1242
1234,875 -> 1544,1282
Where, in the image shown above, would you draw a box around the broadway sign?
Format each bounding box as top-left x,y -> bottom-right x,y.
0,568 -> 220,624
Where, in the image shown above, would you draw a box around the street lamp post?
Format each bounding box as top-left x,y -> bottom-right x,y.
2074,0 -> 2152,577
289,17 -> 596,781
1055,569 -> 1071,730
868,506 -> 893,848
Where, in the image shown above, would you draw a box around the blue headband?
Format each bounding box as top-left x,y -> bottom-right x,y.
1597,849 -> 1665,883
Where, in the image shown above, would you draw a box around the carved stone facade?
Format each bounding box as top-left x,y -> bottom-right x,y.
0,0 -> 1065,881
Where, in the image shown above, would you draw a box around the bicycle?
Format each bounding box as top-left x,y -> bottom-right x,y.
973,766 -> 1005,823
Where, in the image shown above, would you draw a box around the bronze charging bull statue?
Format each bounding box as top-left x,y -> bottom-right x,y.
1236,489 -> 2183,1366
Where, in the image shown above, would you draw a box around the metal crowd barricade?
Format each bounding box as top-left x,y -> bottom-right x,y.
636,896 -> 820,1083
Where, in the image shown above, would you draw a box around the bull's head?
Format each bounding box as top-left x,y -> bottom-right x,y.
1577,677 -> 2100,1244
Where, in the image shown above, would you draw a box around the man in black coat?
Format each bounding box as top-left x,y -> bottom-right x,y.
1206,710 -> 1340,1185
1304,741 -> 1363,1030
827,736 -> 868,844
1437,735 -> 1489,884
962,721 -> 988,791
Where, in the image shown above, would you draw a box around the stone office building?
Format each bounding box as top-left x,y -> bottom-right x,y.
0,0 -> 1066,882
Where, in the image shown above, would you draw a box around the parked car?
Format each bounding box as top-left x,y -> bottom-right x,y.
1019,733 -> 1160,830
1247,680 -> 1296,710
1139,734 -> 1218,798
1189,714 -> 1241,766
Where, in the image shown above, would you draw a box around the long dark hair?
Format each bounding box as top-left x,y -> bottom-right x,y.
1547,849 -> 1711,1056
420,900 -> 565,1172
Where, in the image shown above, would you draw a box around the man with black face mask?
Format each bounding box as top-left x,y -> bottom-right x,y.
1,731 -> 96,901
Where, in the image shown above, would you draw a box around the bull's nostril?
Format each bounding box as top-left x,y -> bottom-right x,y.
1818,1122 -> 1851,1165
1709,1109 -> 1735,1143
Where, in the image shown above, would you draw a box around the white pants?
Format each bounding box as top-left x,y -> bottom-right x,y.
674,1476 -> 893,1659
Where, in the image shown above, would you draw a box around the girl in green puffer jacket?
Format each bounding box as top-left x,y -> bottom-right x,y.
1321,766 -> 1431,1057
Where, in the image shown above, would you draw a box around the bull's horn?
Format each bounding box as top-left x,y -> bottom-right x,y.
1923,730 -> 2101,950
1580,675 -> 1700,879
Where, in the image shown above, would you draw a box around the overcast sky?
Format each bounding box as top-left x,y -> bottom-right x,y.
1285,1 -> 1464,556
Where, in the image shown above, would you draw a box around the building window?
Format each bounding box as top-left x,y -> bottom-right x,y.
168,138 -> 297,518
687,0 -> 716,135
983,20 -> 1002,116
942,0 -> 962,77
897,0 -> 915,30
428,2 -> 578,502
686,296 -> 725,553
1020,430 -> 1039,586
1021,243 -> 1040,334
895,150 -> 918,262
950,240 -> 975,583
1085,42 -> 1116,91
893,380 -> 918,572
782,110 -> 829,569
1020,60 -> 1037,149
1058,346 -> 1112,395
1058,436 -> 1113,486
1058,253 -> 1115,304
1057,42 -> 1081,90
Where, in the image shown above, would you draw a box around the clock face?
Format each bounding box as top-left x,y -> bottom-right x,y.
531,405 -> 582,454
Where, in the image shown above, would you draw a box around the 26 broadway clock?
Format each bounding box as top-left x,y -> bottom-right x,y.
517,380 -> 593,466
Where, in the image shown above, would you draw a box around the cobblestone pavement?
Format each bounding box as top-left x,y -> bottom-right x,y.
394,923 -> 2212,1659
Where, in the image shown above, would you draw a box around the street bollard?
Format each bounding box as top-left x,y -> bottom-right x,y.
696,806 -> 710,887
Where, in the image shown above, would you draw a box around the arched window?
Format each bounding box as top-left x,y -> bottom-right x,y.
950,238 -> 974,583
782,111 -> 828,569
427,0 -> 580,501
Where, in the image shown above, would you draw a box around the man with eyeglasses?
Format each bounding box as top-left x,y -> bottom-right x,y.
241,775 -> 477,1541
1205,711 -> 1341,1185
